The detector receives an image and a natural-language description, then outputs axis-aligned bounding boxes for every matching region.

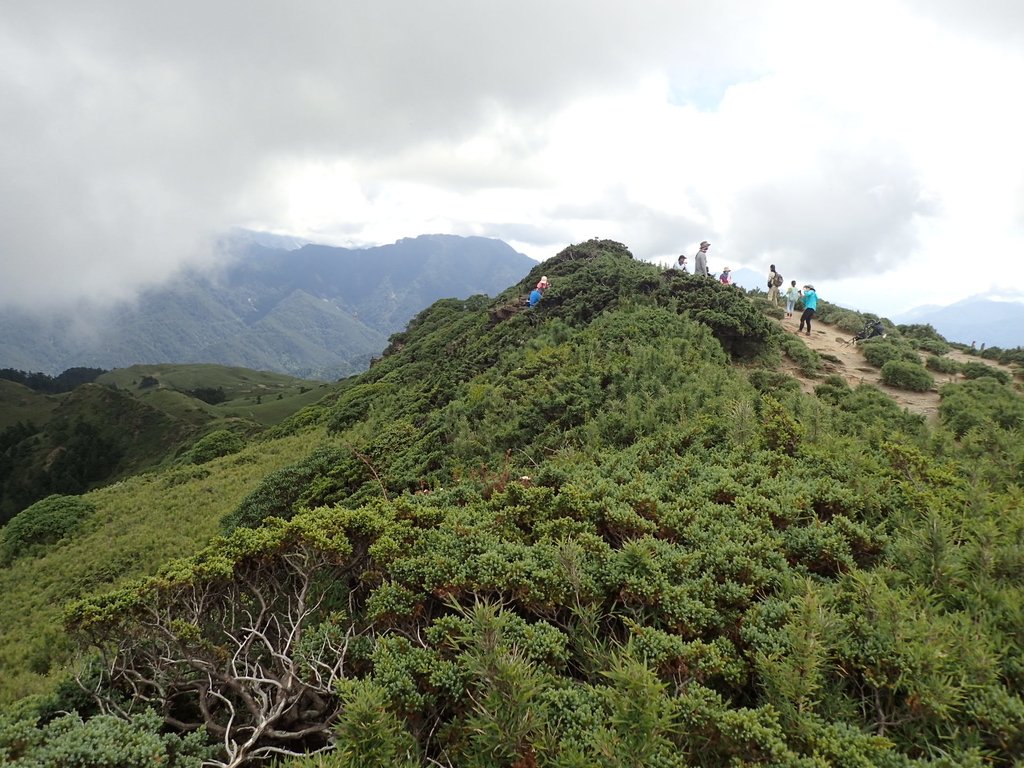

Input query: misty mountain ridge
[0,234,535,380]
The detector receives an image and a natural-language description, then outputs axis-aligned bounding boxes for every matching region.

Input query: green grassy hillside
[96,362,322,400]
[0,380,60,430]
[0,365,329,525]
[0,427,327,706]
[2,240,1023,767]
[96,363,333,426]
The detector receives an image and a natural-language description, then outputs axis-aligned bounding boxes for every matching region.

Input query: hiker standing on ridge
[767,264,781,306]
[694,241,710,277]
[676,254,689,273]
[783,280,799,318]
[719,267,733,285]
[797,284,818,336]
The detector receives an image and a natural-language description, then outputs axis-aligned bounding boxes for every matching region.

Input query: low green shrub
[961,362,1011,385]
[221,445,347,532]
[880,360,934,392]
[896,323,947,344]
[752,297,786,320]
[815,302,892,335]
[941,377,1024,437]
[914,338,951,356]
[184,428,244,465]
[780,335,821,375]
[1,495,95,564]
[860,339,919,369]
[823,309,867,334]
[978,346,1018,364]
[0,709,212,766]
[748,368,801,395]
[926,356,961,374]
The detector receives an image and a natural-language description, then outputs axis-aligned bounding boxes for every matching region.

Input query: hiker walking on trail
[783,280,799,318]
[528,286,544,307]
[798,284,818,336]
[694,241,710,278]
[719,267,733,285]
[676,254,688,273]
[767,264,782,306]
[536,275,550,291]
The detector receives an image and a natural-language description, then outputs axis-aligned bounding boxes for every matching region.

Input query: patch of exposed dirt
[772,316,1016,421]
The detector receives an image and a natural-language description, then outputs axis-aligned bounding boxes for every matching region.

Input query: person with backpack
[797,284,818,336]
[852,317,886,344]
[767,264,782,306]
[783,279,799,318]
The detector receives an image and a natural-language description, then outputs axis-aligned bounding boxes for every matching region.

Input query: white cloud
[1,0,1022,318]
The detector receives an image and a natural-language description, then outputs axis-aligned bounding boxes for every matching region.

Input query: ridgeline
[2,240,1024,767]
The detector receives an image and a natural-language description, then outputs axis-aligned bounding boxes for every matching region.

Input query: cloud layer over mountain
[2,1,1023,317]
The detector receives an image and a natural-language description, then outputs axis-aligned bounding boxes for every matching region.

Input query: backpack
[772,272,783,287]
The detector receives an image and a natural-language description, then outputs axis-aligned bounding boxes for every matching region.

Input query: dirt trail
[772,316,1014,420]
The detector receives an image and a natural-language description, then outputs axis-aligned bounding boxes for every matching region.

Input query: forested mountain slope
[0,234,535,379]
[2,240,1023,767]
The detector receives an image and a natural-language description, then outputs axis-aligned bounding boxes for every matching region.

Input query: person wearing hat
[694,241,710,278]
[676,254,689,273]
[536,275,550,291]
[797,284,818,336]
[719,266,732,285]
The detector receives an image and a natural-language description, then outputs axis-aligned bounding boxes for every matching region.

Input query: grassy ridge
[0,381,60,430]
[96,363,332,426]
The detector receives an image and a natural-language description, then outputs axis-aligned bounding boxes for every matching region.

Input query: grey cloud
[1,1,769,309]
[12,2,1010,311]
[547,187,708,260]
[489,222,575,249]
[728,150,935,278]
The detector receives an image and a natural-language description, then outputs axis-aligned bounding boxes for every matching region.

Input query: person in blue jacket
[528,286,543,307]
[798,284,818,336]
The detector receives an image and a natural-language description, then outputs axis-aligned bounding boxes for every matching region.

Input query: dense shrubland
[5,241,1024,766]
[0,495,95,565]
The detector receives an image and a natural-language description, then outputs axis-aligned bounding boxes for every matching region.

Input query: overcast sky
[2,0,1023,317]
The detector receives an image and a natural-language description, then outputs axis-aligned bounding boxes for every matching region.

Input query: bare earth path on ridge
[771,316,1015,421]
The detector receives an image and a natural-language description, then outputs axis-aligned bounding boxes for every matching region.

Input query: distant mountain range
[891,294,1024,349]
[0,234,536,379]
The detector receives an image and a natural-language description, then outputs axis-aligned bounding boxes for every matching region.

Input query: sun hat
[723,266,731,272]
[700,240,710,247]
